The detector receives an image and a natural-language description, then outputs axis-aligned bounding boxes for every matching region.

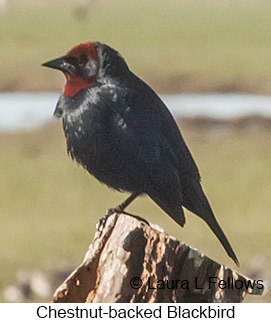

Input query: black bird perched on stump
[42,41,239,265]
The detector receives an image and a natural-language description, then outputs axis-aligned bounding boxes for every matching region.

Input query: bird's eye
[77,55,87,66]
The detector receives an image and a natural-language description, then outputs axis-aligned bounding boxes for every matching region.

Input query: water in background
[0,92,271,132]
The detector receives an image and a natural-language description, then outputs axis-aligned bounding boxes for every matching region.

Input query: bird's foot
[96,214,110,237]
[96,206,149,239]
[105,206,123,217]
[95,207,123,238]
[107,208,149,225]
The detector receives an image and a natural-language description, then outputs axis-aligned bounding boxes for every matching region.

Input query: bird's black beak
[42,56,66,71]
[42,56,75,74]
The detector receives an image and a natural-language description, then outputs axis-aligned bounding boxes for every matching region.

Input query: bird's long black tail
[200,207,239,266]
[182,178,239,266]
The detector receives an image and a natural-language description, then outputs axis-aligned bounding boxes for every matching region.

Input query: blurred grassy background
[1,121,270,302]
[1,0,271,92]
[0,0,270,302]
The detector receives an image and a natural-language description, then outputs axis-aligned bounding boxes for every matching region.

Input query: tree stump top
[52,213,263,303]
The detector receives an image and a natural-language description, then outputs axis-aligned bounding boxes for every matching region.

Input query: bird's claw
[105,206,122,217]
[95,207,122,239]
[96,214,109,236]
[107,208,149,225]
[96,205,148,239]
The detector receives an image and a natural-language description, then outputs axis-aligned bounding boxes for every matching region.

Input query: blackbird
[42,41,239,265]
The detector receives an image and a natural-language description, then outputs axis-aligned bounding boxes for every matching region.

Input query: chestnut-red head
[42,41,99,97]
[42,41,129,97]
[66,41,98,61]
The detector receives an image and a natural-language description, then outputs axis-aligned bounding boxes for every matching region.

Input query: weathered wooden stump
[52,213,263,303]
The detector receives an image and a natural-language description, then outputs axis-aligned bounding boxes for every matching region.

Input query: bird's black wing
[94,79,238,265]
[96,82,186,227]
[122,74,239,265]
